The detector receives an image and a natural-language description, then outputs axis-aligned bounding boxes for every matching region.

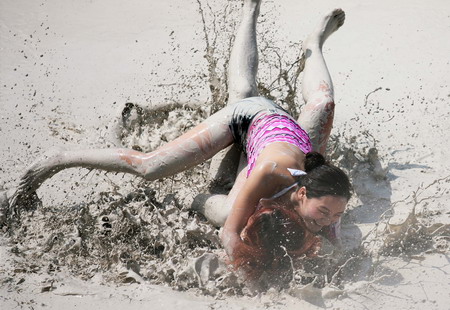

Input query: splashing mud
[2,0,449,307]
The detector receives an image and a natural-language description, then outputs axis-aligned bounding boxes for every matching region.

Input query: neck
[271,186,298,210]
[289,189,300,208]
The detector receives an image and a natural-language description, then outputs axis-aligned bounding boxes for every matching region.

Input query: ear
[296,186,307,200]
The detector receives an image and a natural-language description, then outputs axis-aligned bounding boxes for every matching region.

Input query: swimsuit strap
[270,182,298,200]
[268,168,306,199]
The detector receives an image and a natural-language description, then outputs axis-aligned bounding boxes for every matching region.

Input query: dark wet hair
[300,152,352,200]
[231,205,321,283]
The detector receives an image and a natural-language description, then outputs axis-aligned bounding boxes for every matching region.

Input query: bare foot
[303,8,345,50]
[9,147,66,209]
[243,0,262,15]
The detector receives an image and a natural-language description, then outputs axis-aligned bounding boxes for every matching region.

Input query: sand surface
[1,0,449,309]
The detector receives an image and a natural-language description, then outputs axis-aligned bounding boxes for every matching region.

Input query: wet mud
[1,0,449,307]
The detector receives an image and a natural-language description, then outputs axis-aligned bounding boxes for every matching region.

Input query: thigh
[141,107,236,180]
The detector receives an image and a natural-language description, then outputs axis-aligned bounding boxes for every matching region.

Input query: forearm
[220,228,242,260]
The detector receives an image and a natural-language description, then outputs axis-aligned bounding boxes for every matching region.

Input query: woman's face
[294,187,347,233]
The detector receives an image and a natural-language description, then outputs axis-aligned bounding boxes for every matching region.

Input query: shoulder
[249,160,286,178]
[257,142,307,172]
[247,160,295,195]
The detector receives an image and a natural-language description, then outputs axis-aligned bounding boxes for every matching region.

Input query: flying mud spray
[1,0,448,306]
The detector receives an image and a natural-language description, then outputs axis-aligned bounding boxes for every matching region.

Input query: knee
[141,166,167,182]
[306,95,335,114]
[191,194,229,227]
[140,160,166,182]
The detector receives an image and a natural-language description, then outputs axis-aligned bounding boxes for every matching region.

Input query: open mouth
[312,220,323,230]
[305,219,322,232]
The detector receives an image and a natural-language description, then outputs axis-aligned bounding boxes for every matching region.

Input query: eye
[319,209,329,215]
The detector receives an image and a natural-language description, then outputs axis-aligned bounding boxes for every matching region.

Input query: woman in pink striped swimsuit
[10,0,351,280]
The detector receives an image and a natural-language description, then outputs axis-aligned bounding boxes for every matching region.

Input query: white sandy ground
[1,0,450,309]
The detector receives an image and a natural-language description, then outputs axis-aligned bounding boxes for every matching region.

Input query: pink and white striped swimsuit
[246,112,312,176]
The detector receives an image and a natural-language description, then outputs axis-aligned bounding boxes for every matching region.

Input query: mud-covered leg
[192,166,248,227]
[9,108,235,212]
[297,9,345,154]
[227,0,261,103]
[208,0,261,189]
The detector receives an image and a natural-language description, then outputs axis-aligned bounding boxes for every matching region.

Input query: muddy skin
[11,109,235,209]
